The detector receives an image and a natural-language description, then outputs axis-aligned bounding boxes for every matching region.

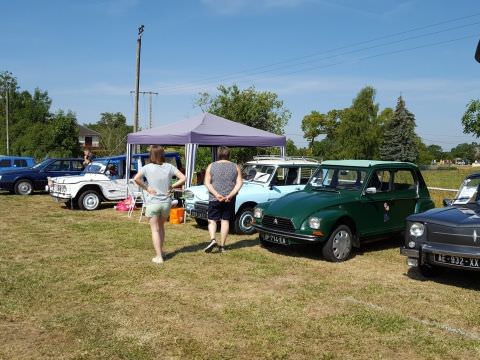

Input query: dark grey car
[401,173,480,276]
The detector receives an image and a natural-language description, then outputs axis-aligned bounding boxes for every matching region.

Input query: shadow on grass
[165,238,259,260]
[405,266,480,290]
[356,235,403,255]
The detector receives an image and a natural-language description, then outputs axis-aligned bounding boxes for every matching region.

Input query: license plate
[190,209,208,219]
[263,233,289,245]
[434,254,480,268]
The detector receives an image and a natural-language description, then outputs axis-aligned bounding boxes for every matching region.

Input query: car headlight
[409,222,425,237]
[0,175,2,181]
[308,217,321,229]
[253,207,263,218]
[184,190,194,200]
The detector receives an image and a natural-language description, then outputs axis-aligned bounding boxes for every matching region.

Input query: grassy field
[422,167,478,207]
[1,170,480,359]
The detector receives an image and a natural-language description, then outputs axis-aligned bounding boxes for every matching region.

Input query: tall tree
[330,86,383,159]
[196,84,290,163]
[86,112,133,155]
[379,96,418,162]
[301,111,324,148]
[461,99,480,137]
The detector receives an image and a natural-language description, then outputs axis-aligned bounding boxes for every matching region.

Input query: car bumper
[50,192,72,202]
[252,223,321,245]
[401,242,480,270]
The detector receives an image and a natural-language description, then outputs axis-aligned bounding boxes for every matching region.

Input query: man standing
[203,146,243,253]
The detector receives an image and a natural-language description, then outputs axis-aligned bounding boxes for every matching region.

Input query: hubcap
[84,194,99,210]
[240,212,253,232]
[332,230,351,259]
[18,182,32,195]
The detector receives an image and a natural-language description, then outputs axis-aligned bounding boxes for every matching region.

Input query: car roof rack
[252,155,320,163]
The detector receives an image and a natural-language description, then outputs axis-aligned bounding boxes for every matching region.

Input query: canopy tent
[126,112,286,187]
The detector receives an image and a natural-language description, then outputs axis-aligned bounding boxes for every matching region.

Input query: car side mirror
[365,187,377,194]
[105,170,111,176]
[443,198,453,207]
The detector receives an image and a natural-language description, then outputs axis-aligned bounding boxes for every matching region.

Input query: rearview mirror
[443,198,453,207]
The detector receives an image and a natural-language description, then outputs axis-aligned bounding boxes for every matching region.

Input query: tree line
[1,70,479,164]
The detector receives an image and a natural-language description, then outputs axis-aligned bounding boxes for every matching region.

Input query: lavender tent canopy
[126,113,286,187]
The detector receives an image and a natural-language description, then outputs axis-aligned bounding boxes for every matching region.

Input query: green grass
[1,190,480,359]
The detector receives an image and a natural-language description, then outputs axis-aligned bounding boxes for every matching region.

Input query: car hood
[186,182,265,202]
[51,174,109,184]
[264,189,354,226]
[409,204,480,228]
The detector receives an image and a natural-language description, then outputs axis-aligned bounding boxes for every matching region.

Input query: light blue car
[184,156,319,234]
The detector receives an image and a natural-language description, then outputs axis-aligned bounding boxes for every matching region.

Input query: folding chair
[128,180,147,222]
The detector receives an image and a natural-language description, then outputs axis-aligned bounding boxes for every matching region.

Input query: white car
[184,156,319,234]
[47,153,181,210]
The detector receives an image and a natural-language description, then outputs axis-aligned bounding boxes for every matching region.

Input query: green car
[252,160,434,262]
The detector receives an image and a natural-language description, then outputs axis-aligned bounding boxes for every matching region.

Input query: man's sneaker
[204,240,217,253]
[219,246,226,253]
[152,256,164,264]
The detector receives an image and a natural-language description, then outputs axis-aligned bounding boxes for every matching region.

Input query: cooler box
[169,207,185,224]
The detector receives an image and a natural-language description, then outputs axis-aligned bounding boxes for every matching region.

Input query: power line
[159,33,478,95]
[157,13,480,92]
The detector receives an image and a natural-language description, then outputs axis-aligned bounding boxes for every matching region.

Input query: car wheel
[322,224,353,262]
[234,207,255,235]
[14,179,33,195]
[195,218,208,227]
[78,190,101,211]
[418,264,442,278]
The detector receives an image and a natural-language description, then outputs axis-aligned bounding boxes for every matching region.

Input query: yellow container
[169,207,185,224]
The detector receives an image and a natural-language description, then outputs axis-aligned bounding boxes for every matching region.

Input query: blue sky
[2,0,480,150]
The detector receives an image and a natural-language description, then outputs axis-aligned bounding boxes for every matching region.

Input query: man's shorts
[145,202,171,218]
[208,198,236,221]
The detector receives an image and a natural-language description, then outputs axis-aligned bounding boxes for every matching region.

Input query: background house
[78,125,100,149]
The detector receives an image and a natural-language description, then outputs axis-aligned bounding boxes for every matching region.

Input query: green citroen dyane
[252,160,434,262]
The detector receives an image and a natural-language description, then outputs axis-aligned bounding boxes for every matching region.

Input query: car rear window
[13,159,27,167]
[0,159,11,167]
[393,170,416,191]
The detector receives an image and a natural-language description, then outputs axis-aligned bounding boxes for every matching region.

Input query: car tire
[78,190,101,211]
[195,218,208,227]
[322,224,353,262]
[418,264,442,278]
[14,179,33,195]
[234,207,256,235]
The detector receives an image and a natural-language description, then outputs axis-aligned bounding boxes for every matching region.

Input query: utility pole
[5,90,9,155]
[130,90,158,129]
[133,25,144,135]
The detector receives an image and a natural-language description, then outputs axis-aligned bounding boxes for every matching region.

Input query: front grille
[262,215,295,232]
[428,223,480,247]
[194,202,209,211]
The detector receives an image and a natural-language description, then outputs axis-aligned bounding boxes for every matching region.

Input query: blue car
[0,156,36,174]
[0,158,84,195]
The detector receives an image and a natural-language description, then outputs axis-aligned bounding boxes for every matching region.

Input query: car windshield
[83,160,108,174]
[453,177,480,204]
[32,159,51,169]
[242,164,275,184]
[309,167,367,191]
